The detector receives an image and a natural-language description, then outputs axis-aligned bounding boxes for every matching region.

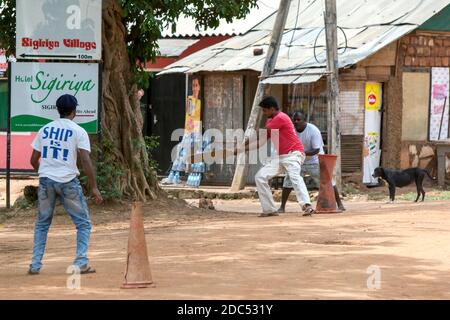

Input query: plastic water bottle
[196,173,201,187]
[191,173,196,188]
[195,174,199,186]
[167,170,175,184]
[174,171,180,184]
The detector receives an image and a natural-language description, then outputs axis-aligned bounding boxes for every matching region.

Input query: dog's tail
[424,169,436,181]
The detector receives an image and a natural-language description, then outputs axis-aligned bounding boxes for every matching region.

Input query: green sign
[10,62,99,133]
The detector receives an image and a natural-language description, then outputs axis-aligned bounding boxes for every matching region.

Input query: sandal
[79,265,96,274]
[27,268,40,275]
[259,212,280,217]
[302,206,316,216]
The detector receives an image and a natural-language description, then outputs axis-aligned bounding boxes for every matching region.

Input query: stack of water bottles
[186,137,213,188]
[165,143,187,185]
[166,169,182,185]
[186,162,205,188]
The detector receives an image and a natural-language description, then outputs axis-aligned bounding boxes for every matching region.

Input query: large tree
[0,0,257,201]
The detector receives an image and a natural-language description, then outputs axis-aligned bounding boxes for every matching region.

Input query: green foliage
[13,196,34,210]
[0,0,16,55]
[0,0,257,197]
[341,183,360,196]
[1,0,258,88]
[80,139,125,201]
[144,135,160,172]
[122,0,258,88]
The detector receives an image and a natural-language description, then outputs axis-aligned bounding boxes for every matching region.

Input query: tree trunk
[101,0,159,201]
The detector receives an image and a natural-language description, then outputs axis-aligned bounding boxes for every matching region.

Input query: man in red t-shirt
[251,96,315,217]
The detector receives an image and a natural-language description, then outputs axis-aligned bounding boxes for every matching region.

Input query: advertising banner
[363,82,382,185]
[10,62,99,133]
[185,76,202,135]
[429,67,449,141]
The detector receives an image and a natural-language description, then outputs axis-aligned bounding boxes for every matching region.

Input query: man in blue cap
[28,94,103,275]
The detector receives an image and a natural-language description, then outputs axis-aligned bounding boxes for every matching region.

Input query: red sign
[368,93,377,105]
[0,49,7,72]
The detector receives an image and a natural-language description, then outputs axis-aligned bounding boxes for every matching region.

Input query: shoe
[302,206,316,216]
[27,267,40,275]
[259,212,280,217]
[79,265,96,274]
[277,207,285,214]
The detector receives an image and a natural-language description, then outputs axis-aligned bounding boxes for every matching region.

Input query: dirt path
[1,199,450,299]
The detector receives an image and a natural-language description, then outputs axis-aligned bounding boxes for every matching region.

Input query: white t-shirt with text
[31,119,91,183]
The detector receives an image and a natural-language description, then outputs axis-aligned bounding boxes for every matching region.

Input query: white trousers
[255,151,311,213]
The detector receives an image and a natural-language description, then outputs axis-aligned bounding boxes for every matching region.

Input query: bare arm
[79,149,103,204]
[235,136,263,155]
[305,148,321,157]
[30,150,41,172]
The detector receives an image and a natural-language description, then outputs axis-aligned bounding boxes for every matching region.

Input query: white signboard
[429,67,449,141]
[363,82,382,185]
[10,62,99,133]
[16,0,102,60]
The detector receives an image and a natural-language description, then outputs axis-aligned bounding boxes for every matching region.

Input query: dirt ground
[2,178,450,299]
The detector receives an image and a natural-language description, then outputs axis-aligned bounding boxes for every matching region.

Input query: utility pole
[231,0,291,191]
[324,0,342,189]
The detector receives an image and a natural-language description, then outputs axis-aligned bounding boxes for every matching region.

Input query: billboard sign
[16,0,102,60]
[10,62,99,133]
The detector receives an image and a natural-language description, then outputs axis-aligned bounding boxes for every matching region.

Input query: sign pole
[6,62,11,209]
[97,63,103,163]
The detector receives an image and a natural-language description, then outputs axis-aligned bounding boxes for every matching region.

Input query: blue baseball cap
[56,94,78,113]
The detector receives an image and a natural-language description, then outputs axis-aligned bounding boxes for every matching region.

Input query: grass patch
[367,193,386,201]
[396,190,450,201]
[342,184,361,196]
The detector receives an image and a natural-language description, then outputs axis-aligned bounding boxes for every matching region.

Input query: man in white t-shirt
[278,111,345,213]
[28,94,103,275]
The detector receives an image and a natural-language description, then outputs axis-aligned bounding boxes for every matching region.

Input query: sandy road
[1,199,450,299]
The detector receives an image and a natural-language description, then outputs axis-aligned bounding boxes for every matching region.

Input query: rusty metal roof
[160,0,450,84]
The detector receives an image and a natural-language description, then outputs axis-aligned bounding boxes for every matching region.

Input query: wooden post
[6,62,12,209]
[324,0,342,190]
[230,0,291,191]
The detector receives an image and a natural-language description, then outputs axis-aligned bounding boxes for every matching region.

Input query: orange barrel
[315,154,339,214]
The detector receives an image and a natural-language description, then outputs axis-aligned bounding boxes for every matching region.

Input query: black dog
[372,167,435,202]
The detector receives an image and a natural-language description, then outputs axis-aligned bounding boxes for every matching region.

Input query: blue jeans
[30,177,91,271]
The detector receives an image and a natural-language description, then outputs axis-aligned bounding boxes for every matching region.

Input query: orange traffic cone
[121,202,154,289]
[315,154,339,214]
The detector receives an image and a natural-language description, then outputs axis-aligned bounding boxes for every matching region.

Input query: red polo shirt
[266,112,304,155]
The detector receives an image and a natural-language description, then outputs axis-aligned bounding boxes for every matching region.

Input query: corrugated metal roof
[157,39,199,57]
[157,66,190,76]
[161,0,280,38]
[160,0,450,84]
[261,67,327,84]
